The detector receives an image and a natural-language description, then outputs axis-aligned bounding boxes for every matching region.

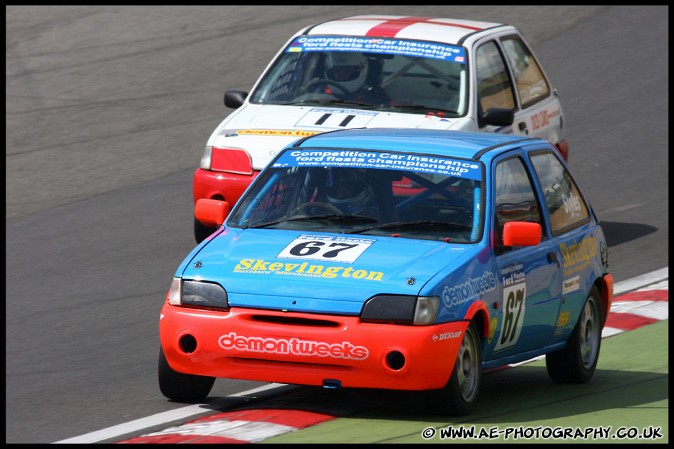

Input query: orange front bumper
[159,302,469,391]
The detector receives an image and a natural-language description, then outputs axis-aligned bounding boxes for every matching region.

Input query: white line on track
[53,383,293,444]
[53,267,669,444]
[613,267,668,295]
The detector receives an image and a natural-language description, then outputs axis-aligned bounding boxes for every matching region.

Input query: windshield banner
[273,149,481,180]
[287,36,466,63]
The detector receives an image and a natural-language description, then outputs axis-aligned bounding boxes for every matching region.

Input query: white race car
[193,15,568,242]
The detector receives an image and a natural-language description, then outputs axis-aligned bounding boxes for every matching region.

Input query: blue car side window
[530,152,590,235]
[493,156,542,254]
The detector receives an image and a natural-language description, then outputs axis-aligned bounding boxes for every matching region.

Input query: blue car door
[487,153,563,361]
[528,149,601,345]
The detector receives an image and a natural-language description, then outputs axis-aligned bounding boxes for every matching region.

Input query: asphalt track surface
[5,5,668,444]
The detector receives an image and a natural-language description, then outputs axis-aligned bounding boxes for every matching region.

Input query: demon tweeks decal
[218,332,369,360]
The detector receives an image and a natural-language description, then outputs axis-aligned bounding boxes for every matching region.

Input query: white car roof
[301,15,510,45]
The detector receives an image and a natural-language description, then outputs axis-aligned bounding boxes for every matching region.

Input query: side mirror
[224,90,248,108]
[502,221,541,246]
[195,199,231,227]
[480,107,515,127]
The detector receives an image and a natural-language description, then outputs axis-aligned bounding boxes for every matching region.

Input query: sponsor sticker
[562,275,580,294]
[233,258,384,281]
[441,272,497,308]
[560,236,597,276]
[235,129,322,137]
[556,311,570,327]
[273,149,482,180]
[287,36,466,63]
[219,332,369,360]
[432,331,462,342]
[489,317,498,344]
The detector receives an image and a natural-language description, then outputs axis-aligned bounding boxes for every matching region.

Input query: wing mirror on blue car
[195,199,231,227]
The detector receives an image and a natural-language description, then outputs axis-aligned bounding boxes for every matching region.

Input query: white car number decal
[277,234,374,263]
[296,108,378,128]
[494,283,526,351]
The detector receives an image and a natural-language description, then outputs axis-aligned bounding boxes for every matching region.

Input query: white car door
[473,35,565,151]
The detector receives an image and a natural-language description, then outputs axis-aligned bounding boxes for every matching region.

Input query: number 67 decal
[277,235,374,263]
[494,283,526,351]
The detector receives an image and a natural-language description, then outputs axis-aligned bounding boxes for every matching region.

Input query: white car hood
[209,104,466,170]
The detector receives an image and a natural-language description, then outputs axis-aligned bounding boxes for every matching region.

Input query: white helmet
[324,52,368,93]
[325,169,375,215]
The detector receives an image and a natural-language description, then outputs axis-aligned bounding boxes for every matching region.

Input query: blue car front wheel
[158,346,215,403]
[424,320,482,416]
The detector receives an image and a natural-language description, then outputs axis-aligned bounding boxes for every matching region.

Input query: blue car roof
[294,128,540,160]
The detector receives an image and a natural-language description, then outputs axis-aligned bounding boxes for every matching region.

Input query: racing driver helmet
[324,52,369,93]
[325,169,376,215]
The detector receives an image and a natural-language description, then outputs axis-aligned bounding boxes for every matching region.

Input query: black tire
[158,347,215,403]
[194,216,216,244]
[546,285,602,383]
[424,320,482,416]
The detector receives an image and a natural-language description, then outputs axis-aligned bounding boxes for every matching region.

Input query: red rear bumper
[192,168,259,205]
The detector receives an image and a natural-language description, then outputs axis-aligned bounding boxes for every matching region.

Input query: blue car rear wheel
[546,285,602,383]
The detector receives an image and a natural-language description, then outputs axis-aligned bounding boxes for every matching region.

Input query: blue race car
[159,128,613,416]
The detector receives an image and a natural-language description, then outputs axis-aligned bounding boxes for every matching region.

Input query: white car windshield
[228,148,483,243]
[249,36,468,116]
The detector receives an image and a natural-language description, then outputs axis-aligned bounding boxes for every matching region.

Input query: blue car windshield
[228,148,484,243]
[249,36,468,117]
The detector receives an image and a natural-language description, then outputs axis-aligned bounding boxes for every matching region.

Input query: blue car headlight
[168,278,229,309]
[361,295,439,325]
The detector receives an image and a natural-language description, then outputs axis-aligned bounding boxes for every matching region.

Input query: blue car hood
[180,228,480,314]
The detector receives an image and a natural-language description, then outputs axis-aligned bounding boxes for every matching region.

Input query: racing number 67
[496,283,526,350]
[289,241,359,258]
